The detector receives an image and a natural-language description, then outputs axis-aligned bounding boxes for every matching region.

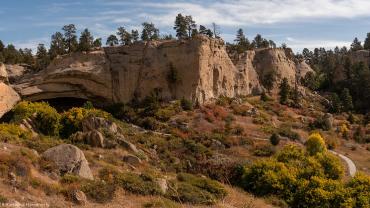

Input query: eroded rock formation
[0,63,20,117]
[12,36,311,105]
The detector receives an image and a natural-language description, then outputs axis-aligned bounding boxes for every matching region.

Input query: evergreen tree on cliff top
[141,22,159,41]
[350,37,363,51]
[364,33,370,50]
[78,28,94,52]
[49,32,66,59]
[174,13,187,39]
[62,24,78,53]
[106,34,118,46]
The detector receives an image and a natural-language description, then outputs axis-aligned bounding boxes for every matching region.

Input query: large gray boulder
[42,144,93,180]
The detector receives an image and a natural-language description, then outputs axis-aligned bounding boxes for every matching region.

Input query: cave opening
[37,97,92,112]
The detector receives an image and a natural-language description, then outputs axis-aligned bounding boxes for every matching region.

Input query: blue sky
[1,0,370,53]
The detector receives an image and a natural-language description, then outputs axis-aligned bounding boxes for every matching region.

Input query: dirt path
[329,150,357,177]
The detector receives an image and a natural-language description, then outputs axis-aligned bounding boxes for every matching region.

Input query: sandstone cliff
[0,63,20,117]
[13,36,310,105]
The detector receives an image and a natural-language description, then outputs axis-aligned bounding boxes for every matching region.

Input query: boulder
[42,144,93,180]
[0,63,8,83]
[116,134,139,153]
[156,178,168,194]
[84,130,105,148]
[82,116,118,134]
[323,113,334,130]
[122,154,141,166]
[72,190,87,205]
[0,82,20,118]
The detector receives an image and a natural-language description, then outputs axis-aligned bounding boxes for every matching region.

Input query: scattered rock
[8,172,16,185]
[323,113,334,130]
[210,139,225,150]
[156,178,168,194]
[85,130,105,148]
[42,144,93,180]
[116,134,138,153]
[82,116,118,134]
[72,190,87,205]
[122,154,141,166]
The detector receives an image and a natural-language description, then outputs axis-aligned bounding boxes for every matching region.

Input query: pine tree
[174,13,187,39]
[270,133,280,146]
[350,37,363,51]
[340,88,353,112]
[330,93,342,113]
[49,32,66,59]
[93,38,102,48]
[62,24,78,53]
[185,15,196,38]
[141,22,159,41]
[106,35,119,46]
[117,27,127,45]
[36,44,50,70]
[78,28,94,51]
[131,30,139,42]
[279,78,290,104]
[199,25,213,37]
[364,33,370,50]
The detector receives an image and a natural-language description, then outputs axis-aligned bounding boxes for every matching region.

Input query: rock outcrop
[42,144,94,180]
[0,63,20,118]
[12,36,311,105]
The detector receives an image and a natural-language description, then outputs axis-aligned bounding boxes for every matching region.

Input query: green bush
[166,173,226,205]
[253,145,275,157]
[59,107,111,138]
[270,133,280,146]
[0,123,32,142]
[236,142,368,208]
[82,180,116,203]
[115,172,163,195]
[12,101,61,136]
[180,98,193,111]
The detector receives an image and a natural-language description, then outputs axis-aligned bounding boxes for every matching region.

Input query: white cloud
[13,37,49,53]
[129,0,370,26]
[285,37,351,51]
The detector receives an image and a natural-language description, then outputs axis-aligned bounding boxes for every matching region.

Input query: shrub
[253,145,275,157]
[236,143,358,208]
[0,123,32,142]
[305,133,326,156]
[270,133,280,146]
[176,173,227,199]
[278,125,301,141]
[315,153,344,180]
[240,159,297,196]
[12,101,61,136]
[166,173,227,205]
[180,98,193,111]
[115,172,163,195]
[81,180,116,203]
[139,117,160,130]
[59,107,110,138]
[347,173,370,207]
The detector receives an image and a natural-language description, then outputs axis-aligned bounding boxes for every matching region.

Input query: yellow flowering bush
[306,132,327,156]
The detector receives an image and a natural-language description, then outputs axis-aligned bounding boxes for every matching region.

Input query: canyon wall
[12,36,308,105]
[0,63,20,117]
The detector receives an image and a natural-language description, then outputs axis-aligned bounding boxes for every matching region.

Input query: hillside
[0,37,369,208]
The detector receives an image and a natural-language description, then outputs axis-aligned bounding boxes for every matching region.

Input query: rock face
[0,63,21,118]
[42,144,93,180]
[13,36,310,105]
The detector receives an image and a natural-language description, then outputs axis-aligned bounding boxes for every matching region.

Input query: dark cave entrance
[38,97,91,112]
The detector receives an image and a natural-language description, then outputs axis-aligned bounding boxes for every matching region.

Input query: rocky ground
[0,89,368,207]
